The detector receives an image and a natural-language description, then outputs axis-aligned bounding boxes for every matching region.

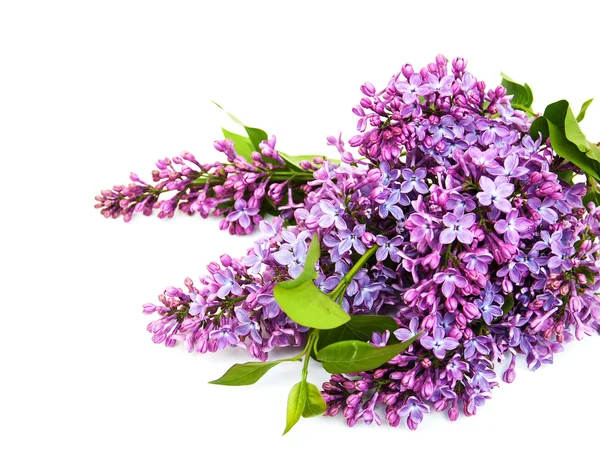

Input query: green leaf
[577,98,593,122]
[273,235,351,330]
[544,100,588,152]
[213,102,269,161]
[583,178,600,206]
[316,315,400,351]
[283,381,307,435]
[245,127,268,152]
[221,128,255,162]
[502,293,515,315]
[316,335,420,374]
[500,73,534,114]
[530,115,600,181]
[281,233,320,288]
[274,279,351,330]
[301,382,327,418]
[278,151,327,172]
[209,360,282,386]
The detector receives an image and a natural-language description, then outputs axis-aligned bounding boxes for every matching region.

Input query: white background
[2,1,600,468]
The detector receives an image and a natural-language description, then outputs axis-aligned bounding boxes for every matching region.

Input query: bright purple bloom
[548,240,575,270]
[475,290,503,325]
[395,73,423,104]
[394,317,420,342]
[447,192,476,213]
[420,326,459,359]
[528,197,558,224]
[319,200,347,230]
[494,209,533,245]
[407,212,436,243]
[398,396,429,428]
[376,235,402,262]
[476,175,514,213]
[378,190,406,220]
[486,153,528,179]
[460,249,493,274]
[433,269,468,298]
[226,198,259,229]
[234,308,262,344]
[209,321,239,350]
[440,210,476,244]
[401,168,429,194]
[213,268,243,298]
[370,330,390,348]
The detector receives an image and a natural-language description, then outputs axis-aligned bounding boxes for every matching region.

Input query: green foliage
[316,315,399,351]
[209,360,283,386]
[273,235,351,330]
[301,383,327,418]
[500,73,534,115]
[316,334,420,374]
[283,381,307,435]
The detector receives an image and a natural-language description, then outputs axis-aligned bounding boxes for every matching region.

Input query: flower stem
[329,244,378,301]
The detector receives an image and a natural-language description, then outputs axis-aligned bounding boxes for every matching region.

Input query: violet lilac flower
[401,168,429,194]
[494,209,533,245]
[476,175,514,213]
[433,269,468,298]
[420,326,459,359]
[440,210,476,244]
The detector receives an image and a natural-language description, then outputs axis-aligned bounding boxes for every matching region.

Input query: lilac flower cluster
[94,137,314,234]
[140,56,600,430]
[318,56,600,428]
[143,218,310,359]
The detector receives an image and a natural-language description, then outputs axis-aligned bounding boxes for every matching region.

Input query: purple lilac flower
[447,192,476,213]
[234,308,262,344]
[494,209,533,244]
[378,190,406,220]
[460,249,493,274]
[475,290,503,325]
[394,317,420,341]
[376,235,402,262]
[440,210,476,244]
[401,168,429,194]
[370,331,390,348]
[337,225,367,255]
[476,175,514,213]
[528,197,558,224]
[548,240,575,270]
[319,200,347,230]
[226,199,259,229]
[398,396,430,430]
[486,153,528,179]
[433,269,468,298]
[214,268,243,298]
[420,326,459,359]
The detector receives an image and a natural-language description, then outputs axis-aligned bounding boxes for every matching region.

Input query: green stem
[301,331,318,381]
[329,244,377,301]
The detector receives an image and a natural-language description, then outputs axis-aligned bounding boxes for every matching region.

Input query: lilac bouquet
[96,56,600,433]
